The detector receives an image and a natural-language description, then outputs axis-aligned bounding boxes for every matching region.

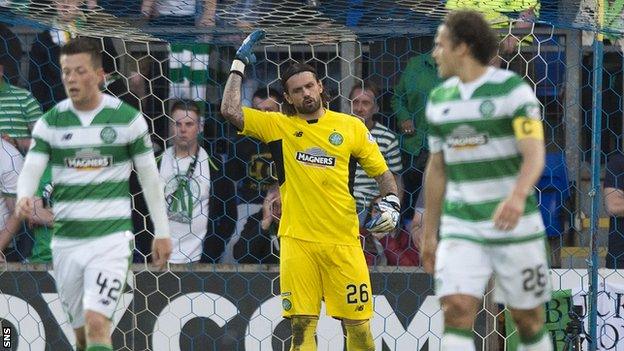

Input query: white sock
[519,329,553,351]
[441,330,475,351]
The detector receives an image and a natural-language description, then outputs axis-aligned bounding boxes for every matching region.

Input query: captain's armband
[512,117,544,140]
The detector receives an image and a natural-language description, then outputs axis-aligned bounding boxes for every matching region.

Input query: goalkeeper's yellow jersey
[241,107,388,246]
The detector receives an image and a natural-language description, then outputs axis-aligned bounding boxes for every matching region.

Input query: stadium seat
[536,152,571,237]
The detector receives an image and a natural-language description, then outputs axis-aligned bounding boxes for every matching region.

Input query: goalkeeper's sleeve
[134,153,170,238]
[17,152,48,200]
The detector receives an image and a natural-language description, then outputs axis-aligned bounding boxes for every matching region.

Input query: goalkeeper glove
[230,29,266,76]
[366,194,401,233]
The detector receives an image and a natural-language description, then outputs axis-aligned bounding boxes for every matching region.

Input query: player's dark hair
[281,62,330,116]
[252,87,283,103]
[349,80,380,101]
[170,99,202,124]
[443,10,498,65]
[60,37,103,68]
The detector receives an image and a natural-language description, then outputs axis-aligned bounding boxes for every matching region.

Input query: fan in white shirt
[160,99,211,263]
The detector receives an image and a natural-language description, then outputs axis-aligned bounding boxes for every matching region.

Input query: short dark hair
[252,87,283,103]
[349,80,380,101]
[170,99,201,123]
[443,10,498,65]
[280,62,330,116]
[60,37,103,68]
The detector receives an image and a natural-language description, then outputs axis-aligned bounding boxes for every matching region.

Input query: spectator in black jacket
[233,183,280,264]
[28,1,138,110]
[0,24,23,87]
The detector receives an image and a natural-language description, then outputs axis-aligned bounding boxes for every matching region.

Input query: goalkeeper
[221,30,399,351]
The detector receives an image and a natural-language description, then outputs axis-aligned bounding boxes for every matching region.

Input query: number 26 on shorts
[346,283,370,304]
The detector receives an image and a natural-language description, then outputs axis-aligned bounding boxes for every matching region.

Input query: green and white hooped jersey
[426,67,545,244]
[30,94,153,239]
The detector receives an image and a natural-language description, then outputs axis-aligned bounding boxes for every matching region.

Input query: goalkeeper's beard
[294,98,322,115]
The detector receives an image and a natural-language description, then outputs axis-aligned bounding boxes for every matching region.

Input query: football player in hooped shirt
[221,30,400,351]
[16,37,171,351]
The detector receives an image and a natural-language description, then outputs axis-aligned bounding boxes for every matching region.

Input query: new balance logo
[62,133,73,140]
[293,131,303,137]
[355,305,364,312]
[99,299,111,306]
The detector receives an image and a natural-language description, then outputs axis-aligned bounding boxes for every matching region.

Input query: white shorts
[51,231,133,328]
[435,238,552,309]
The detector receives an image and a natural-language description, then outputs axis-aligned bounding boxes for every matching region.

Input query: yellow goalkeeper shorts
[279,237,373,320]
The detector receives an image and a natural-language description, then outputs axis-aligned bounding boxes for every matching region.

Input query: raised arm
[221,74,245,130]
[220,29,266,131]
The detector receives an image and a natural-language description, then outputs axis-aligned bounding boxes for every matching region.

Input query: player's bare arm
[366,170,400,233]
[221,74,245,130]
[394,173,404,202]
[422,152,445,274]
[492,137,545,231]
[375,169,398,196]
[220,29,266,131]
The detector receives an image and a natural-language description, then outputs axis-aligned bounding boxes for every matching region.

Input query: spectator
[28,1,138,111]
[1,164,55,264]
[141,0,217,104]
[141,0,216,27]
[604,152,624,269]
[350,81,403,223]
[0,56,43,155]
[360,196,419,267]
[159,99,211,263]
[0,23,23,87]
[445,0,538,67]
[223,87,281,263]
[391,55,440,220]
[200,155,236,262]
[233,183,280,264]
[536,152,570,268]
[0,138,25,261]
[99,0,141,18]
